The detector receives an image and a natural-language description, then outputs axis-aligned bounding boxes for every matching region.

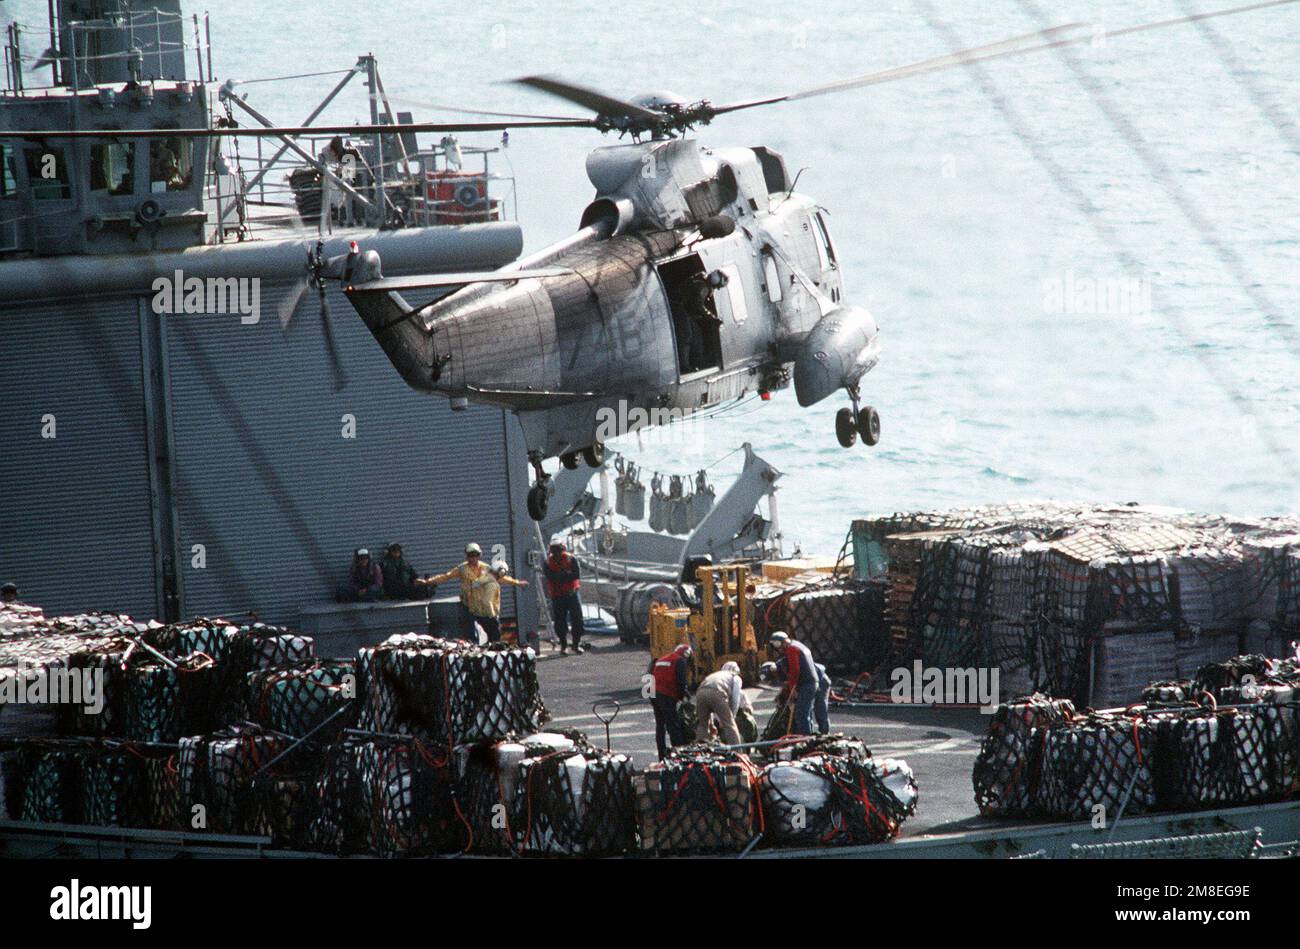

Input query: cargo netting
[855,505,1300,707]
[457,730,638,856]
[357,634,547,744]
[759,752,917,846]
[635,746,763,854]
[972,648,1300,821]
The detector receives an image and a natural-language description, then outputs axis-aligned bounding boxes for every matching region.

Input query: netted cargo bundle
[910,538,987,668]
[1092,628,1177,709]
[987,622,1035,697]
[1169,548,1246,631]
[635,747,762,854]
[759,753,917,847]
[357,735,467,857]
[178,724,302,834]
[973,693,1075,817]
[1150,705,1295,809]
[248,660,357,740]
[513,743,638,856]
[1241,535,1298,623]
[305,739,368,855]
[53,638,135,738]
[1089,554,1174,627]
[1039,713,1156,820]
[1193,654,1276,697]
[1025,543,1093,628]
[143,750,183,830]
[358,635,546,744]
[81,744,149,827]
[250,771,319,849]
[787,586,872,674]
[230,623,315,673]
[152,618,240,664]
[1142,680,1192,704]
[123,653,221,743]
[3,739,85,823]
[985,545,1029,624]
[457,732,577,854]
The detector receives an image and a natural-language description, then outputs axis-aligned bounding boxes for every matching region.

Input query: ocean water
[15,0,1298,554]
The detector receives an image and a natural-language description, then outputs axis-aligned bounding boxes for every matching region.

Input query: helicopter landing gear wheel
[560,451,580,470]
[857,405,881,446]
[835,408,858,448]
[582,442,605,467]
[526,451,551,522]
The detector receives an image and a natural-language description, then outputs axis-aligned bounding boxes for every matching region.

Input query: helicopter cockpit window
[763,253,782,303]
[150,137,193,193]
[24,147,72,200]
[90,143,136,196]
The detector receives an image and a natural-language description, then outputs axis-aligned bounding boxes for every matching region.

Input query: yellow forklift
[648,563,760,687]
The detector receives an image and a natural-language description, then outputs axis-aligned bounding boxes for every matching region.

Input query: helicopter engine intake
[792,305,881,408]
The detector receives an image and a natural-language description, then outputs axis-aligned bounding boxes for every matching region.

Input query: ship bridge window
[24,147,71,200]
[90,142,136,196]
[150,136,193,192]
[1,144,15,197]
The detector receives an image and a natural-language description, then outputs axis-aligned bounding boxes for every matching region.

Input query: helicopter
[337,0,1290,522]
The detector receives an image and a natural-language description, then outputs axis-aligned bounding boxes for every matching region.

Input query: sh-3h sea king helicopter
[336,0,1295,521]
[2,1,1287,522]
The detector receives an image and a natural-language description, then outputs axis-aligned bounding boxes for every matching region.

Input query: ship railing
[3,9,213,95]
[1068,827,1263,860]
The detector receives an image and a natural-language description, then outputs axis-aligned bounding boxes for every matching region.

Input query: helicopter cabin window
[150,137,193,193]
[810,210,836,273]
[711,263,748,325]
[24,147,72,200]
[658,253,723,376]
[763,252,782,303]
[89,143,136,196]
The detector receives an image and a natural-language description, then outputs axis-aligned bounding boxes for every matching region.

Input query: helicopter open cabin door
[658,253,723,377]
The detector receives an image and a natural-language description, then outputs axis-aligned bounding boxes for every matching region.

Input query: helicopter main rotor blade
[512,75,662,122]
[318,288,349,392]
[713,23,1090,114]
[277,276,311,331]
[713,0,1298,115]
[0,118,597,140]
[385,94,589,123]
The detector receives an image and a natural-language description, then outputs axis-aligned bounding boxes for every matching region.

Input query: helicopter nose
[793,305,881,407]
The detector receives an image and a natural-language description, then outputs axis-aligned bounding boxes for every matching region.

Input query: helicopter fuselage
[345,137,880,466]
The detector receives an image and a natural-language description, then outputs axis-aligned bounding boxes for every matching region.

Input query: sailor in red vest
[767,631,820,735]
[543,539,586,655]
[647,643,694,759]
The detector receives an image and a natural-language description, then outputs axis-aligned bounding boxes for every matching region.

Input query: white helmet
[768,631,789,647]
[721,661,740,674]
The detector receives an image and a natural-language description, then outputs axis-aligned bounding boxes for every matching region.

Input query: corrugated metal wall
[0,297,160,617]
[1,282,536,629]
[164,279,520,625]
